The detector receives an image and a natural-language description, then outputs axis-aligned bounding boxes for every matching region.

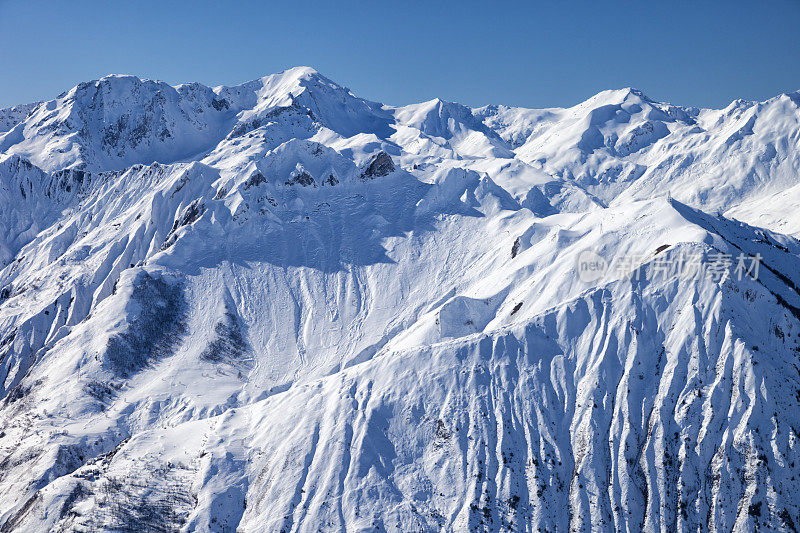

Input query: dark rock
[175,201,204,229]
[285,171,316,187]
[161,200,205,251]
[360,151,394,179]
[243,172,267,189]
[211,97,229,111]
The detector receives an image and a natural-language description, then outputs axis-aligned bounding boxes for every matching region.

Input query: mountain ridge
[1,68,800,531]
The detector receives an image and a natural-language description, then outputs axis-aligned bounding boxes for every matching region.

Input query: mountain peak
[96,73,149,82]
[583,87,652,108]
[280,65,323,80]
[77,74,171,94]
[215,66,349,112]
[255,66,333,90]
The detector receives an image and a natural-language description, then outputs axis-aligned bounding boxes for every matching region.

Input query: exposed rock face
[360,151,394,179]
[242,172,266,190]
[284,170,315,186]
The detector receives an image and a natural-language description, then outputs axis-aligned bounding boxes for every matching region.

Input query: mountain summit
[1,69,800,531]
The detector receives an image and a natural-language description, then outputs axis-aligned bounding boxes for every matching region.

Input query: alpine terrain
[1,67,800,532]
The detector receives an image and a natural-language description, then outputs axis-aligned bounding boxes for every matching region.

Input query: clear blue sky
[1,0,798,110]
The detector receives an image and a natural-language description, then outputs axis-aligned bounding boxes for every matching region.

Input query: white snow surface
[1,67,800,531]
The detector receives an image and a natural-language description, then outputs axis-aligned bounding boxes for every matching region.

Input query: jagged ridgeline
[1,67,800,531]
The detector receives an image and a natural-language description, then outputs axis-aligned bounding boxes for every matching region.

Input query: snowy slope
[0,68,799,532]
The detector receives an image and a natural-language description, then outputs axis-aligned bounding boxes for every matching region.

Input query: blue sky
[1,0,798,110]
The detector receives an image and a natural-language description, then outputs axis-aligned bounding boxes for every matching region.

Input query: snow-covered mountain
[1,67,799,531]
